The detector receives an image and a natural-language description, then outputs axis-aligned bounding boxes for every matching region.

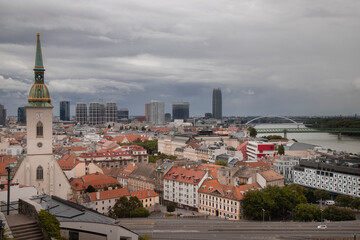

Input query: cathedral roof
[27,33,53,108]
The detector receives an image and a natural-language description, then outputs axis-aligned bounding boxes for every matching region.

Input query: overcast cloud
[0,0,359,116]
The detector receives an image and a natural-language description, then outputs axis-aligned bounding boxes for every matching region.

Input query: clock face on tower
[35,73,43,83]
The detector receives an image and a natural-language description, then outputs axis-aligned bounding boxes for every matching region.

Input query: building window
[36,166,43,180]
[36,121,43,138]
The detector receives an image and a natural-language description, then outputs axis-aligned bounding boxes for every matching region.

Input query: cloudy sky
[0,0,359,117]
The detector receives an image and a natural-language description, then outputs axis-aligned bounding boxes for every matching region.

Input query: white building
[293,160,360,198]
[247,141,276,161]
[163,166,207,211]
[149,100,165,125]
[273,156,300,182]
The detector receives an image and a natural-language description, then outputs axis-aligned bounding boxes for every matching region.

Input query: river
[255,124,360,154]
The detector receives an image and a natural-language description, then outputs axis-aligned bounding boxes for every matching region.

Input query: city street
[120,218,360,240]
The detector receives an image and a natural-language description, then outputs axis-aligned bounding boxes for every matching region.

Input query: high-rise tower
[212,88,222,120]
[13,33,72,199]
[60,101,70,121]
[172,102,189,121]
[76,103,87,124]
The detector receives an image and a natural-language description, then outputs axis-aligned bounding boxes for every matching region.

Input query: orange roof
[196,163,223,179]
[70,172,120,191]
[0,162,9,176]
[61,146,87,152]
[130,189,159,199]
[259,170,284,182]
[112,136,125,142]
[124,135,150,143]
[88,188,130,201]
[236,161,271,169]
[58,154,80,170]
[0,155,17,164]
[70,137,82,142]
[120,163,137,176]
[199,179,244,200]
[164,166,206,185]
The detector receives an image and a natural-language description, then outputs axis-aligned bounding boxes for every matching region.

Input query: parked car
[325,200,335,206]
[317,225,327,229]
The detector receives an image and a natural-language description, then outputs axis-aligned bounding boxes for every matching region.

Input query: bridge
[245,115,300,125]
[256,128,360,139]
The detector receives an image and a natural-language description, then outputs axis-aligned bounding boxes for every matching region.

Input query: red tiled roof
[199,179,244,200]
[259,170,284,182]
[70,172,120,191]
[130,189,158,199]
[120,163,137,176]
[88,188,130,201]
[196,164,223,179]
[58,154,80,170]
[79,151,132,158]
[164,166,206,185]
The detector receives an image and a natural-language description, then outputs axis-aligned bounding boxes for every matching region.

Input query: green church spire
[27,33,53,108]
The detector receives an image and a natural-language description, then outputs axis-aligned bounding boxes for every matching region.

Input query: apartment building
[247,141,276,161]
[163,166,207,211]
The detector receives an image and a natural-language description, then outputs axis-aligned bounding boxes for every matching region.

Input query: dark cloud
[0,0,359,116]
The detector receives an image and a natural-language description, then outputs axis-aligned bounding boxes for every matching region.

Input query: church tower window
[36,121,43,137]
[36,166,43,180]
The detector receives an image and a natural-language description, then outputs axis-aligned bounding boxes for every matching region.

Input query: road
[120,218,360,240]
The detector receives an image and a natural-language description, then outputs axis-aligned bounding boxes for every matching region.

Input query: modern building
[17,106,26,123]
[89,102,105,125]
[165,113,171,123]
[145,103,151,122]
[205,113,212,119]
[117,108,129,121]
[293,160,360,198]
[246,141,276,161]
[212,88,222,120]
[0,103,6,126]
[273,156,300,183]
[105,102,117,123]
[172,102,189,121]
[60,101,70,121]
[149,100,165,125]
[13,33,72,200]
[76,103,87,124]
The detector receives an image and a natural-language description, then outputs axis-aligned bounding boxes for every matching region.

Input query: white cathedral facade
[13,33,72,200]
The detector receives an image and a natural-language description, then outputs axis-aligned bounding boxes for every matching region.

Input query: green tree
[141,126,146,131]
[111,196,131,218]
[304,188,316,203]
[277,145,285,155]
[248,127,257,137]
[294,204,321,222]
[201,159,208,163]
[132,207,150,217]
[38,210,61,240]
[323,206,355,221]
[335,195,353,207]
[350,198,360,210]
[167,202,175,213]
[242,190,264,220]
[139,234,151,240]
[215,160,228,166]
[85,185,96,193]
[120,126,123,130]
[314,189,330,206]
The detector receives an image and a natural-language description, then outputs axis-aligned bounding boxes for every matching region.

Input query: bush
[323,206,356,221]
[335,195,353,207]
[132,207,150,217]
[215,160,227,166]
[167,202,175,213]
[350,198,360,210]
[294,204,321,222]
[38,210,61,240]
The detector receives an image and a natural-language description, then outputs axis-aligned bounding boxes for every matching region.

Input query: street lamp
[320,209,323,223]
[292,190,296,221]
[262,209,265,222]
[5,167,11,215]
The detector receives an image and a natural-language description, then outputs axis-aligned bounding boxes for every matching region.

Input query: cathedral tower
[13,33,72,199]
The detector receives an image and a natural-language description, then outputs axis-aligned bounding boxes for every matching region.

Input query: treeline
[242,185,356,222]
[304,118,360,136]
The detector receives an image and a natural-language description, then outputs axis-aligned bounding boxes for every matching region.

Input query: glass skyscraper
[60,101,70,121]
[212,88,222,120]
[172,102,189,121]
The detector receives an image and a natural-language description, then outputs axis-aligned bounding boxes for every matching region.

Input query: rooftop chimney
[96,192,100,200]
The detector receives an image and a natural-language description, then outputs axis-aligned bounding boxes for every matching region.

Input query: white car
[317,225,327,229]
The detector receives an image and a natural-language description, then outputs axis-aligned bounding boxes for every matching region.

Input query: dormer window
[36,121,43,138]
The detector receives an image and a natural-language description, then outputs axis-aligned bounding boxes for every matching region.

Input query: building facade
[60,101,70,121]
[76,103,87,124]
[89,102,105,125]
[17,106,26,123]
[247,141,276,161]
[212,88,222,120]
[105,102,117,123]
[0,103,6,126]
[117,108,129,121]
[149,100,165,125]
[172,102,189,121]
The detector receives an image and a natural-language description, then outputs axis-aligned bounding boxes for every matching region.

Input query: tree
[335,195,353,207]
[323,206,355,221]
[110,196,148,218]
[132,207,150,217]
[248,127,257,137]
[277,145,285,155]
[167,202,175,213]
[350,198,360,210]
[304,188,316,204]
[294,204,321,222]
[139,234,151,240]
[242,190,264,220]
[314,189,330,207]
[141,126,146,131]
[120,126,123,130]
[85,185,96,193]
[38,210,62,240]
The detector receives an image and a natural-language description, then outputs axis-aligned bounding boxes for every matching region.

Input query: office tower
[149,100,165,125]
[172,102,189,121]
[0,103,6,126]
[212,88,222,120]
[165,113,171,123]
[145,103,151,122]
[117,108,129,121]
[105,102,117,122]
[60,101,70,121]
[76,103,87,124]
[18,107,26,123]
[89,102,105,125]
